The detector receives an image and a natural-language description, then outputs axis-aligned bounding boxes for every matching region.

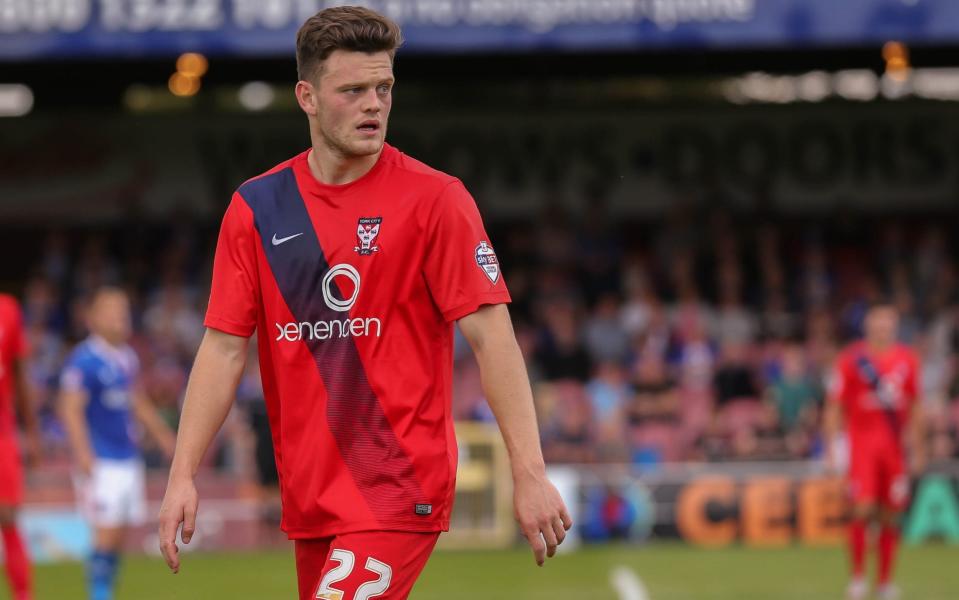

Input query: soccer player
[158,6,572,599]
[59,287,176,600]
[825,302,925,600]
[0,293,40,600]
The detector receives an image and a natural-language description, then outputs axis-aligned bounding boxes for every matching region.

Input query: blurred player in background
[0,294,40,600]
[158,6,571,599]
[825,302,926,600]
[59,287,176,600]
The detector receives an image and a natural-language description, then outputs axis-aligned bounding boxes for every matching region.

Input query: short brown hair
[296,6,403,82]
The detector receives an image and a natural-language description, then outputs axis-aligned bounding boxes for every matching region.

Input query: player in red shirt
[825,302,926,600]
[0,294,40,600]
[158,7,571,599]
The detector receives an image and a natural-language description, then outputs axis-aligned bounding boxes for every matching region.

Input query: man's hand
[513,469,573,566]
[157,475,199,574]
[76,450,94,478]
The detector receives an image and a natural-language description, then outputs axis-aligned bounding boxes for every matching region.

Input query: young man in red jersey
[0,294,41,600]
[825,302,926,600]
[158,7,572,599]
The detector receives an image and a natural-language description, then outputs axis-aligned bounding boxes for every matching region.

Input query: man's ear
[295,80,318,116]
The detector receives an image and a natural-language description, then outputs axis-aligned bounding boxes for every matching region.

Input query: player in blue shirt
[59,287,175,600]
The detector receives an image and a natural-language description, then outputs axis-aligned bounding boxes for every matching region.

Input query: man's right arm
[823,396,843,470]
[158,328,249,574]
[823,360,846,473]
[58,386,94,476]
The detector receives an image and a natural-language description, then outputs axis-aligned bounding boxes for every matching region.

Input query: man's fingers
[523,525,546,566]
[158,509,183,573]
[160,539,179,573]
[541,520,559,558]
[159,526,180,573]
[182,500,198,544]
[560,507,573,531]
[551,517,567,547]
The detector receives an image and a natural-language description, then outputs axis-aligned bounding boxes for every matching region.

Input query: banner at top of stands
[2,0,958,61]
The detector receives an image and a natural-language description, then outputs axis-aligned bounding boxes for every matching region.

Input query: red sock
[849,519,867,578]
[1,525,31,599]
[878,525,900,585]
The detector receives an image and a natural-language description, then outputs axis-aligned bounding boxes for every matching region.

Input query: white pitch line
[610,565,651,600]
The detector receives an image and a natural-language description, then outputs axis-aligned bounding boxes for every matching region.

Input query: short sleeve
[60,361,87,394]
[124,347,141,380]
[422,181,511,322]
[204,193,261,337]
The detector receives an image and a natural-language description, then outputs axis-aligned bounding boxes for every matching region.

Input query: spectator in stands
[583,293,630,365]
[540,382,595,464]
[22,276,67,336]
[713,342,767,459]
[585,361,630,462]
[143,282,203,362]
[627,356,681,465]
[620,256,655,339]
[576,194,622,304]
[673,301,716,391]
[715,269,758,346]
[760,289,800,342]
[800,241,834,310]
[628,299,672,366]
[766,343,821,458]
[535,298,592,382]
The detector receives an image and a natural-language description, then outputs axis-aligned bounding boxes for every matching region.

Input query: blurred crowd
[11,204,959,476]
[454,205,959,468]
[18,229,216,473]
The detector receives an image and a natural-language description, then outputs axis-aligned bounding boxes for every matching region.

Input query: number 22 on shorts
[316,549,392,600]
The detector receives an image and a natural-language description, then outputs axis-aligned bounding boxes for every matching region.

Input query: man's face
[865,305,899,347]
[310,50,394,159]
[90,291,132,345]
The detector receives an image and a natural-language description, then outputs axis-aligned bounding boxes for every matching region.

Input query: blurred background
[2,1,959,598]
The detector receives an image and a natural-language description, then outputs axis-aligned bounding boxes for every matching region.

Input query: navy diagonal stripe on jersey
[238,168,426,522]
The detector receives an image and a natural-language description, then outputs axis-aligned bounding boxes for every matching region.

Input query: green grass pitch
[19,544,959,599]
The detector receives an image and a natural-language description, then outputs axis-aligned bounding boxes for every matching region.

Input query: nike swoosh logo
[272,232,304,246]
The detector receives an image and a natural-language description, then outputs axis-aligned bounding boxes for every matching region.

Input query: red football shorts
[848,439,909,510]
[295,530,440,600]
[0,436,24,505]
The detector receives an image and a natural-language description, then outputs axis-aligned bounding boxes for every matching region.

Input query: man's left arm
[13,358,41,468]
[458,303,572,566]
[132,385,176,460]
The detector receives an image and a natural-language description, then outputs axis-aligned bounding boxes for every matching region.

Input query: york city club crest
[354,217,382,255]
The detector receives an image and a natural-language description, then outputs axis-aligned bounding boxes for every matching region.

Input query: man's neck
[91,333,122,352]
[308,144,381,186]
[866,339,893,354]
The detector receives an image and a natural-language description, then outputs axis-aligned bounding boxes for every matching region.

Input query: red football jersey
[830,341,919,450]
[205,144,510,539]
[0,295,27,438]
